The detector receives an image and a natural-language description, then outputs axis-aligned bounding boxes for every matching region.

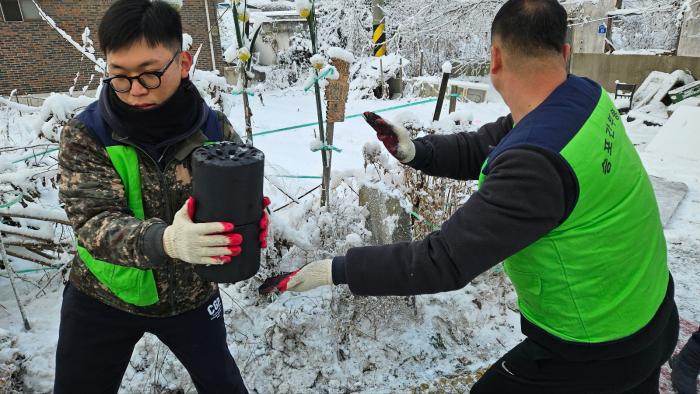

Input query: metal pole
[372,0,386,57]
[433,71,450,121]
[379,58,386,99]
[307,9,329,206]
[204,0,217,71]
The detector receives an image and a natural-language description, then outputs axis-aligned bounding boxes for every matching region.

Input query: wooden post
[419,50,424,76]
[433,71,450,121]
[241,67,253,144]
[324,57,350,208]
[322,121,334,202]
[448,86,458,114]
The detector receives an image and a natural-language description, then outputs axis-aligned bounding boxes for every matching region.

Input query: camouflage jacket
[59,107,241,317]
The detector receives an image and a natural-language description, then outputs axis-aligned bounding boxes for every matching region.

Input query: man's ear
[180,51,193,79]
[562,43,572,67]
[490,45,502,76]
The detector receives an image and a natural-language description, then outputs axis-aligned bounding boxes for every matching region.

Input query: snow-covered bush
[0,329,25,394]
[260,32,314,90]
[383,0,505,77]
[360,112,479,238]
[314,0,373,56]
[611,0,684,53]
[191,69,231,111]
[349,53,409,99]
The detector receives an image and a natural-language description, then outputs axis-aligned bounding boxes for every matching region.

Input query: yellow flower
[313,63,324,71]
[238,48,251,62]
[238,12,250,22]
[299,8,311,18]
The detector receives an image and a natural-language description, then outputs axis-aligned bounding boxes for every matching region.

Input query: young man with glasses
[54,1,265,392]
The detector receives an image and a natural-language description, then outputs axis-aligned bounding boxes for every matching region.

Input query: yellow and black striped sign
[373,22,386,57]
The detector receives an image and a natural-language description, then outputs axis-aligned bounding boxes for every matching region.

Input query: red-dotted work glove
[363,111,416,163]
[260,196,271,248]
[258,259,332,294]
[163,197,242,265]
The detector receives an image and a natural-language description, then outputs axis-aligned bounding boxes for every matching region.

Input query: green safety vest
[77,146,159,306]
[478,76,667,343]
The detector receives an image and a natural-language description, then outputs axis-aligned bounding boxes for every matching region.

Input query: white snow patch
[632,70,694,110]
[448,110,474,125]
[646,106,700,161]
[345,233,363,247]
[441,61,453,74]
[327,47,355,63]
[309,54,326,69]
[223,44,238,63]
[309,138,323,151]
[182,33,193,51]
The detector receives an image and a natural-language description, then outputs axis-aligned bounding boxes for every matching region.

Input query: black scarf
[100,78,207,151]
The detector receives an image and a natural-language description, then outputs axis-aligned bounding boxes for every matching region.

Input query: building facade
[0,0,225,95]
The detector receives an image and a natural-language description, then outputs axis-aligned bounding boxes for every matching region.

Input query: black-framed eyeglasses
[103,50,181,93]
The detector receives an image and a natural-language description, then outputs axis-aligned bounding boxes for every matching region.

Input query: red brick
[0,0,224,95]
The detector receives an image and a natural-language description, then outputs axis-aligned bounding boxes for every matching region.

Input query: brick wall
[0,0,224,95]
[181,0,226,73]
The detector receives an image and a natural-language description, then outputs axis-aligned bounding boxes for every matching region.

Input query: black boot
[670,328,700,394]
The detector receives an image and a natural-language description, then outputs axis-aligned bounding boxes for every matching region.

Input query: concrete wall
[256,19,306,65]
[678,2,700,57]
[564,0,618,54]
[571,53,700,92]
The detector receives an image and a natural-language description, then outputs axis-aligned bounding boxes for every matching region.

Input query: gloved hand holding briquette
[163,196,271,265]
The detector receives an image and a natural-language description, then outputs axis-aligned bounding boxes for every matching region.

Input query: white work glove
[363,111,416,163]
[258,259,333,293]
[163,197,242,265]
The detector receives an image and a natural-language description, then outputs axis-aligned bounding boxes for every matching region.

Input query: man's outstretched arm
[270,146,577,295]
[365,111,513,181]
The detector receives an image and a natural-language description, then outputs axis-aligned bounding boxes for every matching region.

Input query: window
[19,0,39,20]
[0,0,22,21]
[1,0,40,22]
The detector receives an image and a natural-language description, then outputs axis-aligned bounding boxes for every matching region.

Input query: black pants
[54,284,247,394]
[471,305,679,393]
[679,325,700,368]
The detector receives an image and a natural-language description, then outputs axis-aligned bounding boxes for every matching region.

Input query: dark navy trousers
[54,284,247,394]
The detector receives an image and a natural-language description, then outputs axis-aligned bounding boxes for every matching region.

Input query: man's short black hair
[491,0,568,57]
[98,0,183,54]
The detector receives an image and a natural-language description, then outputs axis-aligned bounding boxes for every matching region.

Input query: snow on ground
[1,80,698,393]
[632,118,700,392]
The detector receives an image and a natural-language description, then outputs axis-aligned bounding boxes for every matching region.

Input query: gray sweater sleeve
[332,146,578,295]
